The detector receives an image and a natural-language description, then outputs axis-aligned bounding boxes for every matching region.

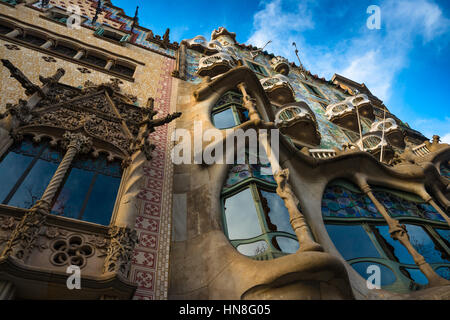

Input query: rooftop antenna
[131,6,139,33]
[250,40,272,60]
[92,0,103,25]
[292,42,307,79]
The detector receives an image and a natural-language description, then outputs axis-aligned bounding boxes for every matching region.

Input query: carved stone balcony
[349,94,374,120]
[370,118,405,148]
[357,132,394,162]
[270,56,290,76]
[184,36,222,55]
[0,206,137,299]
[197,52,236,78]
[275,102,321,146]
[326,94,375,131]
[325,101,359,132]
[260,74,296,104]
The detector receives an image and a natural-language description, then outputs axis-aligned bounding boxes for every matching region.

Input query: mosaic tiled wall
[132,57,175,300]
[31,0,176,57]
[185,43,354,149]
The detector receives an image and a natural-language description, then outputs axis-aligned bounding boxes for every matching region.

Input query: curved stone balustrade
[184,36,222,55]
[370,118,405,148]
[275,102,321,146]
[197,52,236,77]
[357,132,394,162]
[325,101,359,132]
[350,94,374,119]
[325,94,376,131]
[270,56,290,76]
[260,74,296,104]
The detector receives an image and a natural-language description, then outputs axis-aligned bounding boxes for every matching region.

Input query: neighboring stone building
[0,0,449,300]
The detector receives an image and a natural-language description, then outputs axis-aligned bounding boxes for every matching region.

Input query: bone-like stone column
[237,82,322,252]
[423,194,450,226]
[360,183,450,288]
[275,169,323,252]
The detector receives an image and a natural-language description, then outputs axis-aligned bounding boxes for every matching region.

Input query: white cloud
[441,133,450,144]
[247,0,315,59]
[246,0,450,103]
[412,117,450,140]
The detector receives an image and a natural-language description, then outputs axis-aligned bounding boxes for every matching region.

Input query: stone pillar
[360,183,450,287]
[73,49,85,60]
[0,281,15,300]
[423,195,450,226]
[237,83,260,122]
[105,59,114,70]
[40,39,54,50]
[5,28,23,39]
[40,132,93,204]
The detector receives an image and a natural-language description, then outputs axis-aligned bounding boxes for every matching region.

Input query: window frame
[322,180,450,292]
[301,81,327,100]
[243,59,270,78]
[221,156,300,260]
[211,91,249,129]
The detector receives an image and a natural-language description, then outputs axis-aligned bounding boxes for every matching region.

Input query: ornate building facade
[0,0,449,300]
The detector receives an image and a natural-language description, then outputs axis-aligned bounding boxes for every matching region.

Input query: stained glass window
[212,91,249,129]
[322,179,450,293]
[0,137,122,226]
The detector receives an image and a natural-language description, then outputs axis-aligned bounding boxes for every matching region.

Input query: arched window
[221,150,299,260]
[0,136,122,226]
[322,180,450,292]
[212,90,249,129]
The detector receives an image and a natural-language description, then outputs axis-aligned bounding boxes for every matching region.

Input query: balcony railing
[270,56,290,76]
[197,52,236,78]
[260,74,295,104]
[275,102,321,146]
[412,143,431,157]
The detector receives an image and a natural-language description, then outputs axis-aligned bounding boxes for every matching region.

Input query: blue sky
[114,0,450,142]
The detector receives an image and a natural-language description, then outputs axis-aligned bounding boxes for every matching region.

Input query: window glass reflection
[273,237,299,254]
[9,160,58,209]
[402,268,428,285]
[237,241,268,257]
[326,224,381,260]
[436,267,450,280]
[405,224,449,263]
[213,108,236,129]
[260,190,294,235]
[224,188,263,240]
[352,262,397,286]
[375,225,415,265]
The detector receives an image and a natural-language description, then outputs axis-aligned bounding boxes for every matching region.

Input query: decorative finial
[41,0,50,8]
[92,0,103,25]
[131,6,139,33]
